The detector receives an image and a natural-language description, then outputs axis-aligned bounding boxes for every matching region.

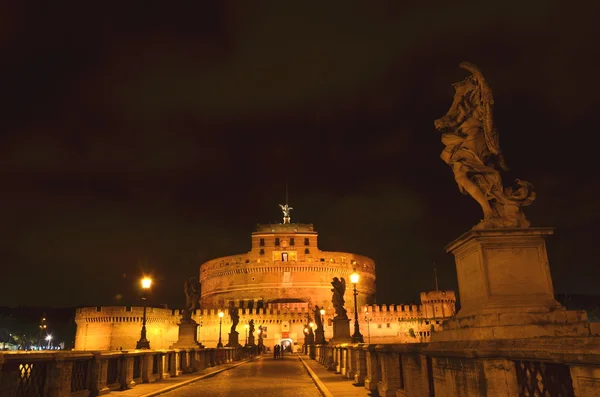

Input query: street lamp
[350,271,364,343]
[217,311,224,348]
[38,317,47,350]
[244,323,249,346]
[364,307,371,344]
[136,277,152,349]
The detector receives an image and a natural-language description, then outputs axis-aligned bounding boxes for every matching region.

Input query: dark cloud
[0,1,599,307]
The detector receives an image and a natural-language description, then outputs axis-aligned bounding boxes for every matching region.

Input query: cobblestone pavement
[158,356,322,397]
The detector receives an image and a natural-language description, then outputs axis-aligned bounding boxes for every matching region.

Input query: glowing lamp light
[320,309,325,316]
[218,311,224,318]
[245,324,249,329]
[141,277,152,289]
[309,322,314,328]
[45,335,52,341]
[350,272,360,284]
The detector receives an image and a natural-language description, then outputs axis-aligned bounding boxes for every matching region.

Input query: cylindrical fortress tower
[199,223,376,312]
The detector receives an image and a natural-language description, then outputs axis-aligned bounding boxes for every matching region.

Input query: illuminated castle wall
[74,218,456,350]
[199,223,376,310]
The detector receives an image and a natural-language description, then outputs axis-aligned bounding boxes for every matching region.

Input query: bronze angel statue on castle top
[434,62,535,229]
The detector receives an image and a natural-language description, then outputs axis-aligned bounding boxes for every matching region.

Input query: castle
[75,208,456,350]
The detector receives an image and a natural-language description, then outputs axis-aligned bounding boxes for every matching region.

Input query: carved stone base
[330,318,352,344]
[315,328,326,345]
[247,334,255,346]
[171,321,204,349]
[432,228,591,341]
[226,331,241,347]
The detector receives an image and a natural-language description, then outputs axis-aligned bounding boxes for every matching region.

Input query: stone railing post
[340,347,348,376]
[120,354,135,390]
[377,349,402,397]
[346,346,359,380]
[90,353,110,396]
[364,345,381,393]
[141,353,150,383]
[209,349,216,367]
[398,353,432,397]
[354,347,367,386]
[326,346,336,370]
[168,352,177,377]
[335,347,342,374]
[46,353,71,397]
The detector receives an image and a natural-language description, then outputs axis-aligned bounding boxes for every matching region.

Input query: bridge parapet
[311,333,600,396]
[0,346,251,397]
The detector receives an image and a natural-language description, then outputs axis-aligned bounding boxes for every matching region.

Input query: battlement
[253,223,316,233]
[420,290,457,303]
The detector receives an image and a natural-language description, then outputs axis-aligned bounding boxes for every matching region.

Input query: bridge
[2,336,600,396]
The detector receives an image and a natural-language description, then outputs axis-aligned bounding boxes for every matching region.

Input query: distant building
[75,209,456,350]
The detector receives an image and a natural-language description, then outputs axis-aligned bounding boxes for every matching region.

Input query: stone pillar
[401,353,432,397]
[120,356,135,389]
[90,353,110,396]
[168,353,178,377]
[377,350,402,397]
[354,347,367,386]
[46,353,71,397]
[340,348,348,376]
[433,228,590,341]
[364,346,381,393]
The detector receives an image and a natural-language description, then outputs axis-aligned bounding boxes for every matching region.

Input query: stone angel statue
[229,307,240,333]
[248,319,255,335]
[434,62,535,229]
[331,277,348,319]
[182,277,201,323]
[279,204,293,224]
[314,305,323,330]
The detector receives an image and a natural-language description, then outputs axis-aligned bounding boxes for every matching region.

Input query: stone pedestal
[315,328,326,345]
[247,334,255,346]
[330,318,352,344]
[171,321,204,349]
[432,228,590,341]
[226,331,241,347]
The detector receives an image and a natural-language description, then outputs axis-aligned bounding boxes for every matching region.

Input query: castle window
[259,249,265,255]
[282,253,288,262]
[290,238,295,246]
[259,238,265,246]
[304,238,310,246]
[304,248,310,254]
[320,258,325,262]
[275,238,280,246]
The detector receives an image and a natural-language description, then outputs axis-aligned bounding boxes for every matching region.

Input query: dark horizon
[1,2,599,309]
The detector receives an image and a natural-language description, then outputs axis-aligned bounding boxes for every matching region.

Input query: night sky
[1,2,599,309]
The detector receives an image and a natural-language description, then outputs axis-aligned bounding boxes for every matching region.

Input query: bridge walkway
[117,353,369,397]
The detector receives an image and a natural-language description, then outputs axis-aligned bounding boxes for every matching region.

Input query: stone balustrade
[0,346,250,397]
[311,337,600,396]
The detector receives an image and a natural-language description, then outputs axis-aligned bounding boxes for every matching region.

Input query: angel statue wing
[459,62,509,171]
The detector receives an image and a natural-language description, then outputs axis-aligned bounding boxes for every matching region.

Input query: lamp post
[350,271,364,343]
[38,317,47,350]
[136,277,152,349]
[364,307,371,344]
[244,323,249,346]
[217,311,224,348]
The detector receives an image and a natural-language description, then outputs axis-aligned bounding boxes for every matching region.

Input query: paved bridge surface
[117,354,368,397]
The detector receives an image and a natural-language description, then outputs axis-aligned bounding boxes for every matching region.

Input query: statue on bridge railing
[229,307,240,333]
[182,277,201,323]
[331,277,348,320]
[434,62,535,229]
